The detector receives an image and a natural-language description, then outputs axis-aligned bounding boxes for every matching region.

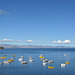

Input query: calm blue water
[0,48,75,75]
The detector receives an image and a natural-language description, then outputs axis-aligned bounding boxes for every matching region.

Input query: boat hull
[48,66,54,69]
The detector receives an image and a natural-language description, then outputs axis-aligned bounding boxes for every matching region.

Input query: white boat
[21,61,27,64]
[61,63,66,67]
[43,59,48,62]
[21,56,24,58]
[39,54,43,57]
[29,56,33,59]
[28,59,34,62]
[48,60,54,63]
[64,54,67,56]
[11,58,15,60]
[4,61,10,64]
[42,62,47,65]
[18,58,23,61]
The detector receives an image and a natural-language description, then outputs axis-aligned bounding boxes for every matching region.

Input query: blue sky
[0,0,75,46]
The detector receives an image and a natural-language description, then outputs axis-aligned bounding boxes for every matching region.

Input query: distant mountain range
[0,44,74,48]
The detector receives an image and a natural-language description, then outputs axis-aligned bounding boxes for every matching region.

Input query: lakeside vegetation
[0,47,4,49]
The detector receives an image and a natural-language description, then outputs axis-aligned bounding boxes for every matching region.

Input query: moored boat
[11,58,15,60]
[48,66,54,69]
[8,59,14,62]
[39,54,44,58]
[39,56,44,58]
[21,56,24,58]
[21,61,27,64]
[43,59,48,62]
[65,61,70,64]
[64,54,67,56]
[28,59,34,62]
[61,63,66,67]
[42,62,47,65]
[29,56,33,59]
[18,58,23,61]
[4,61,10,64]
[48,60,54,63]
[1,56,7,59]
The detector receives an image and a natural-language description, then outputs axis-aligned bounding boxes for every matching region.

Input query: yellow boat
[65,62,70,64]
[48,66,54,69]
[1,56,7,59]
[8,59,14,62]
[39,56,44,58]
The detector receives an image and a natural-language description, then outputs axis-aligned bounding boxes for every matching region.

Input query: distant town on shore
[0,44,74,48]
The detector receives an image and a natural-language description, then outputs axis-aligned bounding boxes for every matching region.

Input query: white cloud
[1,39,14,42]
[24,40,33,43]
[1,39,10,42]
[34,41,42,43]
[53,41,57,43]
[63,40,71,44]
[57,40,62,43]
[24,40,41,43]
[16,40,21,42]
[10,39,14,42]
[0,39,41,43]
[0,9,9,15]
[53,40,71,44]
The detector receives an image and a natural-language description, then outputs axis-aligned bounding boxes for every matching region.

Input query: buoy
[13,55,15,57]
[5,54,7,57]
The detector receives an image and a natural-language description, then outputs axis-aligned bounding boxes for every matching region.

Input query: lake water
[0,48,75,75]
